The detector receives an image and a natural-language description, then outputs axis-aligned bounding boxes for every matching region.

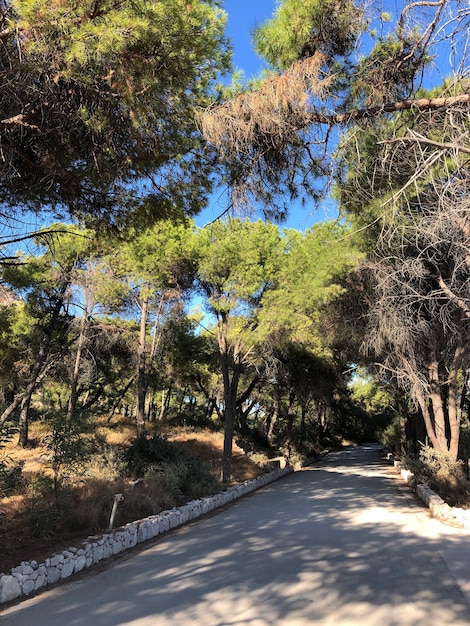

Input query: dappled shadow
[3,445,470,625]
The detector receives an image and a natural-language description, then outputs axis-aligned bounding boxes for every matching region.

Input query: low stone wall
[386,452,470,530]
[0,465,293,605]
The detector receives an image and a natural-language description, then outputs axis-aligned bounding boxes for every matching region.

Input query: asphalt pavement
[2,443,470,625]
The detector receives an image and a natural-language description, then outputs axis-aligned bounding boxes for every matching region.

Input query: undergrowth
[0,421,267,572]
[405,445,470,507]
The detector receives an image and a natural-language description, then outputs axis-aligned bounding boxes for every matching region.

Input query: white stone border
[0,465,294,604]
[386,452,470,531]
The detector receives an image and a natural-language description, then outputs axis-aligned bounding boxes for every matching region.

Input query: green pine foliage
[2,0,231,222]
[252,0,364,70]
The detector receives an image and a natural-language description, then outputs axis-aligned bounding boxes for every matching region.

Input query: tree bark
[135,295,149,437]
[66,301,89,422]
[304,94,470,128]
[267,392,280,443]
[218,312,243,484]
[447,326,465,460]
[428,354,448,453]
[159,384,172,421]
[16,339,56,446]
[284,389,296,459]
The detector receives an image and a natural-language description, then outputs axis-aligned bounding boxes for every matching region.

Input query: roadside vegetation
[0,418,265,573]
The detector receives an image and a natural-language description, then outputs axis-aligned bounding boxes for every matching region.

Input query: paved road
[2,444,470,625]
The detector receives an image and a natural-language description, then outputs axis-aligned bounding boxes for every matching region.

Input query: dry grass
[168,428,267,483]
[3,421,50,475]
[0,418,269,574]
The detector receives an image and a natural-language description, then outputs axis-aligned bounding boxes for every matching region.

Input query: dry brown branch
[436,273,470,319]
[200,54,333,157]
[381,129,470,154]
[202,81,470,152]
[0,114,39,130]
[398,0,446,62]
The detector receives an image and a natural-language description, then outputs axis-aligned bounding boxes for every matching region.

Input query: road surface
[2,444,470,625]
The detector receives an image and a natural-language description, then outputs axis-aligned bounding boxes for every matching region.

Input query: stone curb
[385,452,470,531]
[0,465,294,605]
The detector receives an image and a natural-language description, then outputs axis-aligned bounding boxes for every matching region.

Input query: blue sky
[224,0,274,77]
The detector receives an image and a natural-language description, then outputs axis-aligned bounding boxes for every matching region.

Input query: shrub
[407,445,469,506]
[144,456,220,504]
[42,410,93,500]
[24,473,64,538]
[0,422,25,496]
[181,456,221,498]
[124,434,182,477]
[380,416,405,455]
[61,478,131,532]
[84,445,127,481]
[0,460,25,497]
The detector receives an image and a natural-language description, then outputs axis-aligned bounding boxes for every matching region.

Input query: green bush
[84,445,127,481]
[380,416,405,455]
[42,410,93,502]
[0,460,25,496]
[125,433,221,505]
[144,456,220,503]
[25,473,67,538]
[181,456,221,498]
[125,434,181,477]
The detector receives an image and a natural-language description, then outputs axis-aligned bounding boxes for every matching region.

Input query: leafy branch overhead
[199,0,469,215]
[0,0,230,225]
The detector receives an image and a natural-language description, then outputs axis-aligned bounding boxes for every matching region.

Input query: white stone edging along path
[0,464,297,605]
[386,451,470,531]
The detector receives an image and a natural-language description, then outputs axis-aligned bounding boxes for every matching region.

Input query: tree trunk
[135,295,149,437]
[159,384,172,421]
[15,334,53,446]
[218,312,243,484]
[195,376,223,421]
[398,352,441,452]
[267,393,280,443]
[284,389,296,459]
[178,387,187,415]
[300,402,307,443]
[428,359,448,453]
[14,279,70,446]
[18,391,33,448]
[237,399,256,434]
[82,385,104,410]
[106,377,135,422]
[447,326,465,460]
[235,377,259,433]
[221,372,240,484]
[16,354,64,447]
[66,300,89,422]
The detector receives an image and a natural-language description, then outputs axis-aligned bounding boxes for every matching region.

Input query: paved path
[2,444,470,625]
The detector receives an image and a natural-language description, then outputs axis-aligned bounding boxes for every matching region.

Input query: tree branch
[0,113,39,130]
[381,129,470,155]
[305,93,470,127]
